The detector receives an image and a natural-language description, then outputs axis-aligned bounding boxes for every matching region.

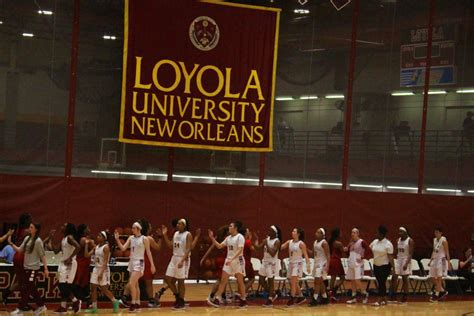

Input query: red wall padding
[1,174,473,277]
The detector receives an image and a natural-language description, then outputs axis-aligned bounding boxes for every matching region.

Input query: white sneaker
[10,308,22,315]
[34,306,47,316]
[346,298,357,304]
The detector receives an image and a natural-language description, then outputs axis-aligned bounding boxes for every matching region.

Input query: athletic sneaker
[119,298,130,308]
[295,296,306,305]
[346,297,357,304]
[238,299,248,309]
[10,308,22,315]
[113,300,120,313]
[262,299,273,307]
[207,297,221,308]
[72,300,81,313]
[84,307,98,314]
[429,294,439,303]
[54,307,67,314]
[147,299,158,308]
[172,299,186,310]
[34,306,47,316]
[128,304,137,313]
[439,291,448,301]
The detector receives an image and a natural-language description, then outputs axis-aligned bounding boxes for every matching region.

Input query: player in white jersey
[428,227,452,302]
[85,231,119,313]
[390,226,414,303]
[115,221,155,312]
[309,228,330,306]
[345,228,372,304]
[155,219,201,306]
[207,222,248,308]
[49,223,81,313]
[253,225,282,307]
[281,228,310,307]
[162,218,193,310]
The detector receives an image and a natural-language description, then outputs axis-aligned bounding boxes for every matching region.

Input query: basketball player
[327,228,345,301]
[390,226,414,303]
[84,231,119,313]
[8,223,48,315]
[207,221,248,308]
[280,228,311,307]
[252,225,282,307]
[345,227,372,304]
[74,224,94,308]
[2,213,32,308]
[310,228,329,306]
[115,221,156,312]
[118,219,162,308]
[154,220,200,305]
[49,223,81,313]
[428,227,452,302]
[162,219,193,309]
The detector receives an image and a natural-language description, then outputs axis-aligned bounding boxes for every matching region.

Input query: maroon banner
[119,0,280,152]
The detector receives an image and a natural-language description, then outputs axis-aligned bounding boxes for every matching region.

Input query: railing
[272,128,473,162]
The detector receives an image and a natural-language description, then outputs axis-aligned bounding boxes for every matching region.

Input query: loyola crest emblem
[189,16,220,51]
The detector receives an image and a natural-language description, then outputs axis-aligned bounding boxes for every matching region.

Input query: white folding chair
[275,258,289,297]
[363,259,377,291]
[444,259,463,294]
[247,257,261,296]
[409,259,430,294]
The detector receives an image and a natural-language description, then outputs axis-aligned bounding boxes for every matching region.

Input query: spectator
[458,247,474,292]
[462,111,473,154]
[0,245,16,264]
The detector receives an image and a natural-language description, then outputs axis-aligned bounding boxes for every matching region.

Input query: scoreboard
[400,25,456,87]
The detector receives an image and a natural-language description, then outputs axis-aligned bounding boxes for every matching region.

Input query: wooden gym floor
[1,283,473,315]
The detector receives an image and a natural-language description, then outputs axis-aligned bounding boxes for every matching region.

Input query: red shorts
[13,251,25,275]
[74,257,91,288]
[141,253,154,280]
[328,257,345,276]
[215,256,225,279]
[245,260,255,279]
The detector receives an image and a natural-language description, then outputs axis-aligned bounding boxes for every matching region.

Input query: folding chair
[363,259,377,292]
[409,259,430,294]
[275,258,289,297]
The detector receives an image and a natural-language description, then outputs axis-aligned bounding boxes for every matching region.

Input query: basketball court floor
[2,283,471,315]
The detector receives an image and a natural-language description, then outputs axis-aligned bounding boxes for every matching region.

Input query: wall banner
[119,0,280,152]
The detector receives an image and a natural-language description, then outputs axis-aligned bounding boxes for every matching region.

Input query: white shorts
[165,255,190,279]
[222,256,246,277]
[288,261,303,278]
[58,260,77,284]
[394,259,412,276]
[259,260,280,279]
[90,267,110,286]
[346,265,364,280]
[128,258,145,274]
[429,258,448,278]
[313,260,328,279]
